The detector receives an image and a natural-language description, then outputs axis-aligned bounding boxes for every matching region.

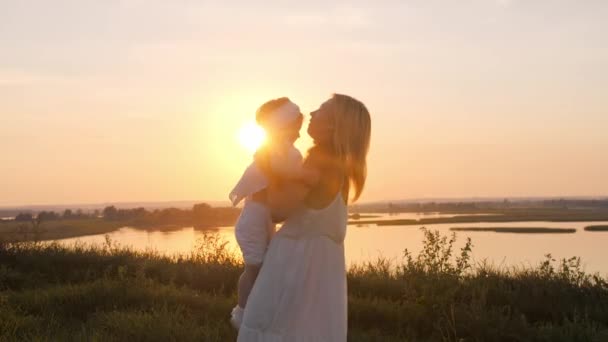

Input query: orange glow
[238,122,266,153]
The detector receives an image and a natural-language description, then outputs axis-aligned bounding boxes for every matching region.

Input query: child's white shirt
[230,143,302,265]
[229,144,303,207]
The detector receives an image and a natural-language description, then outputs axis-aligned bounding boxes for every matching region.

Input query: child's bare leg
[238,264,261,309]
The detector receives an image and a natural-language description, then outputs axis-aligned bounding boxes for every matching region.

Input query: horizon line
[2,195,608,210]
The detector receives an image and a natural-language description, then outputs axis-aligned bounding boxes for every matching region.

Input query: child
[229,97,304,329]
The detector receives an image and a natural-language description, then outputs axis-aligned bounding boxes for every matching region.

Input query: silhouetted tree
[63,209,73,219]
[15,213,33,222]
[37,211,59,221]
[103,206,118,220]
[193,203,213,219]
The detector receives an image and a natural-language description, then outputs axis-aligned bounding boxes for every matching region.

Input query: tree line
[354,198,608,214]
[13,209,98,222]
[9,204,241,228]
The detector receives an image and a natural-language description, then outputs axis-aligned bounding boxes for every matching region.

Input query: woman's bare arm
[265,160,321,221]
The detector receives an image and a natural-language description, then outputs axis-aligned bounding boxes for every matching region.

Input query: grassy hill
[1,229,607,341]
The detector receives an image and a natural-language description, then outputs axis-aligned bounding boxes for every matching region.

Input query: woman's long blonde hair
[330,94,371,202]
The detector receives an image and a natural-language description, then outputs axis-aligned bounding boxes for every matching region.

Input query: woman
[237,94,372,341]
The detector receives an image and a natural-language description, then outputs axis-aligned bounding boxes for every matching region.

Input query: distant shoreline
[2,196,607,215]
[2,206,608,242]
[350,208,608,226]
[585,225,608,232]
[0,219,238,243]
[450,227,576,234]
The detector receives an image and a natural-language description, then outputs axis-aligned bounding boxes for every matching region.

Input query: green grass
[450,227,577,234]
[585,225,608,232]
[1,229,607,341]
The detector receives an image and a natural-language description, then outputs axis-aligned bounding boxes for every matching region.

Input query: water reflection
[54,219,608,276]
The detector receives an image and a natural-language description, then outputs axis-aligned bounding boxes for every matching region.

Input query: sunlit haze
[238,122,266,154]
[1,1,607,206]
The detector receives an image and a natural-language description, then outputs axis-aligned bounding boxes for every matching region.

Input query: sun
[238,122,266,153]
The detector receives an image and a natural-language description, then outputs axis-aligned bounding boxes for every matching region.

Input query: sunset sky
[1,0,607,206]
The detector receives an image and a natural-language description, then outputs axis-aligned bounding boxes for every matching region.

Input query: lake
[53,215,608,276]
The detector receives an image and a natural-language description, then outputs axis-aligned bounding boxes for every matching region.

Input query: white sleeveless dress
[237,192,348,342]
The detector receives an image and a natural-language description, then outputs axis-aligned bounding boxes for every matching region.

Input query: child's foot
[230,305,244,330]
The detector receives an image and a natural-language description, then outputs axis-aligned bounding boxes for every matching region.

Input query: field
[0,204,240,243]
[0,219,123,241]
[1,229,607,341]
[0,218,233,243]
